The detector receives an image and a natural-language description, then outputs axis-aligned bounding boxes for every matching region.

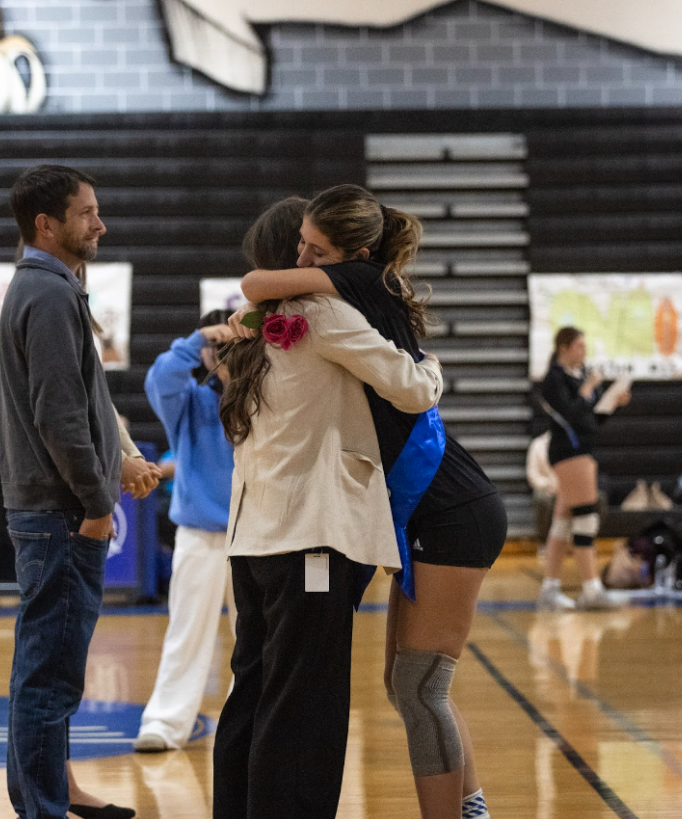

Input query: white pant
[137,526,236,748]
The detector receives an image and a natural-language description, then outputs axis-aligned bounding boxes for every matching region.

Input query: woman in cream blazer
[225,294,441,566]
[213,198,442,819]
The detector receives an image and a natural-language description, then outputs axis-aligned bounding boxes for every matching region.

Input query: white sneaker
[649,481,674,510]
[576,587,621,611]
[133,732,170,753]
[537,586,576,611]
[620,480,649,511]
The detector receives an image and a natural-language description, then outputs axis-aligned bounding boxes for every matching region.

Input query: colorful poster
[528,273,682,381]
[0,262,132,370]
[200,277,247,315]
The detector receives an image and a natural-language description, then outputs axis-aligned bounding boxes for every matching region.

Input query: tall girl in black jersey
[234,185,507,819]
[537,327,629,611]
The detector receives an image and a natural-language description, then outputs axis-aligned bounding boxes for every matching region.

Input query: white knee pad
[571,503,600,547]
[548,517,572,541]
[391,649,463,777]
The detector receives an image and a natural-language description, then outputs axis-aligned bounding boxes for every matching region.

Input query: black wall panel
[0,108,680,504]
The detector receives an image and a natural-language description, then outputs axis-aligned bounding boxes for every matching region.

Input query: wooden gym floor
[1,551,681,819]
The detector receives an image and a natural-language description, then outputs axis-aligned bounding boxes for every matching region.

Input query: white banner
[200,277,247,315]
[0,262,133,370]
[528,273,682,381]
[163,0,682,93]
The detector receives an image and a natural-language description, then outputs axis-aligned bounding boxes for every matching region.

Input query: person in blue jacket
[134,309,236,752]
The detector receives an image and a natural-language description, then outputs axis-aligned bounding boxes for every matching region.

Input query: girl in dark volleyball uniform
[537,327,630,611]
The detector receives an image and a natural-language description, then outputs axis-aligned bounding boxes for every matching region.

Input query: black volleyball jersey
[320,260,495,518]
[541,363,605,454]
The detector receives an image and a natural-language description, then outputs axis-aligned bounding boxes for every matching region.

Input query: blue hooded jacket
[145,330,233,532]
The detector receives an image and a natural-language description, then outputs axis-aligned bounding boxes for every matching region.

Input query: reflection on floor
[1,554,681,818]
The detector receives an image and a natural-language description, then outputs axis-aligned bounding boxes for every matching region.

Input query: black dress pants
[213,549,358,819]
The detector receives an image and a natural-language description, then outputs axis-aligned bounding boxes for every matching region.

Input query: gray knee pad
[391,649,463,777]
[571,503,600,547]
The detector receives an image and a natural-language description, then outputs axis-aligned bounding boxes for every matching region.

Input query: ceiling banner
[161,0,682,94]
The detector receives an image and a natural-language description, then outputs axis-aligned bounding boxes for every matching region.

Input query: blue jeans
[6,509,108,819]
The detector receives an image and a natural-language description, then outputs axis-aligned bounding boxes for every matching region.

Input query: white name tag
[305,553,329,592]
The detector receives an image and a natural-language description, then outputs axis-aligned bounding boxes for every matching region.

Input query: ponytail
[305,185,429,337]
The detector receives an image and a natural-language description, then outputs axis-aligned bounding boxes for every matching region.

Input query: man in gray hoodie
[0,165,122,819]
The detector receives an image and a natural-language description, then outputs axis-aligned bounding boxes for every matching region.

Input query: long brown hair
[304,184,428,337]
[550,326,583,366]
[219,197,308,445]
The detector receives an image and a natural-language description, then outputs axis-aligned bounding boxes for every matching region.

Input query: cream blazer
[226,295,443,570]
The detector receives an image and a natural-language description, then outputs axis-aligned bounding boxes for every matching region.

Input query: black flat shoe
[69,804,136,819]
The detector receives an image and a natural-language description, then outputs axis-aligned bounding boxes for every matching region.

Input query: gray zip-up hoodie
[0,255,121,518]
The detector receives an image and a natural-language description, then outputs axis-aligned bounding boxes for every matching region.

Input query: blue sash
[386,406,446,601]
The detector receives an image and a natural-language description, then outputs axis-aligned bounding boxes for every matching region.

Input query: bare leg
[543,495,571,580]
[572,546,600,583]
[387,564,487,818]
[552,456,600,582]
[386,582,480,799]
[450,700,479,798]
[67,761,107,808]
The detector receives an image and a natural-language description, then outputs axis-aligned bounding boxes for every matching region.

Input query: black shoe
[69,804,136,819]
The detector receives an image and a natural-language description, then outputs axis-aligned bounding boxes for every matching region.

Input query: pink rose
[286,315,309,346]
[262,314,289,347]
[262,313,309,351]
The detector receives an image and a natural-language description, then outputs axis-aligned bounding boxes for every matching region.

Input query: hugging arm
[305,297,442,414]
[241,267,336,303]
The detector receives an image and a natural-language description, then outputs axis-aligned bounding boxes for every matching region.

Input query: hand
[586,370,604,389]
[157,459,176,480]
[228,303,258,339]
[121,458,163,499]
[580,370,603,398]
[421,351,442,370]
[79,514,114,540]
[617,390,631,407]
[199,323,234,346]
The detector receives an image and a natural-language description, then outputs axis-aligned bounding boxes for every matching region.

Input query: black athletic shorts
[407,492,507,569]
[548,430,593,466]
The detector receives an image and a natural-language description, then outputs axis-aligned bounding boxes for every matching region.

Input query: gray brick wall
[3,0,682,113]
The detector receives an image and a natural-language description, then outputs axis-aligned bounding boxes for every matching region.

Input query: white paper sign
[593,377,632,415]
[200,277,247,315]
[86,263,133,370]
[0,262,133,370]
[528,273,682,381]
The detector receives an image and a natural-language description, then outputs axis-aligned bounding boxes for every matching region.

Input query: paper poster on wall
[0,262,132,370]
[528,273,682,381]
[87,263,133,370]
[200,277,247,315]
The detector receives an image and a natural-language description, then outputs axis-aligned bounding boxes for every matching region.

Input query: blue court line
[467,641,641,819]
[1,596,679,618]
[487,610,682,782]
